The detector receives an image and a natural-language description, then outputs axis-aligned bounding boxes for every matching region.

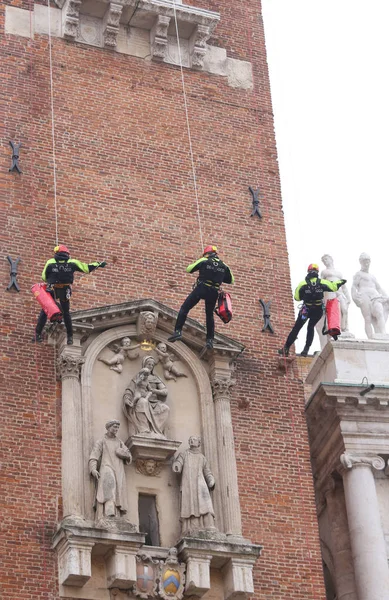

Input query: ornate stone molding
[57,354,85,379]
[103,2,123,48]
[340,452,385,472]
[63,0,81,39]
[189,24,211,69]
[150,15,170,61]
[211,377,236,402]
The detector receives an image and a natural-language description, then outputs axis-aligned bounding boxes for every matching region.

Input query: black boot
[67,335,73,345]
[278,345,289,357]
[168,330,182,343]
[206,338,214,349]
[300,345,309,357]
[32,333,43,343]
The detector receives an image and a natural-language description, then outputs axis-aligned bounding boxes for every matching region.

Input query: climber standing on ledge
[280,263,346,357]
[32,244,106,345]
[168,245,234,349]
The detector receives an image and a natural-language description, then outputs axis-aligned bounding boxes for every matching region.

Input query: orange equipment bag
[214,291,233,324]
[31,283,63,322]
[323,298,341,340]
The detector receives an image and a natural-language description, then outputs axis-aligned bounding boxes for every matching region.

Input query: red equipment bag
[323,298,341,340]
[31,283,63,323]
[214,291,233,324]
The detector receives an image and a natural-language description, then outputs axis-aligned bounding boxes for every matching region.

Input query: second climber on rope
[168,245,234,349]
[32,244,107,345]
[280,263,346,357]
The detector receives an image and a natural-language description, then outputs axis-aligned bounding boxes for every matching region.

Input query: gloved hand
[338,279,347,288]
[99,261,107,268]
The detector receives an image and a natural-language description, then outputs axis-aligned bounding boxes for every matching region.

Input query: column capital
[57,353,85,380]
[211,377,236,402]
[340,452,385,473]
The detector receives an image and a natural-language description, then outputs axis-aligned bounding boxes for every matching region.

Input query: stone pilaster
[150,15,170,62]
[58,348,85,519]
[323,478,357,600]
[339,453,389,600]
[103,2,123,48]
[211,375,242,536]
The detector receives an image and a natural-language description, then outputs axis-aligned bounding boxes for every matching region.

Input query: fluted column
[324,478,357,600]
[211,376,242,536]
[58,347,85,519]
[339,453,389,600]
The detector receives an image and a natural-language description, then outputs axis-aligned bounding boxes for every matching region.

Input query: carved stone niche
[50,299,258,600]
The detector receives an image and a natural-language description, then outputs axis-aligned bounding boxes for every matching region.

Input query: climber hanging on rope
[32,245,107,345]
[280,263,346,357]
[168,245,234,349]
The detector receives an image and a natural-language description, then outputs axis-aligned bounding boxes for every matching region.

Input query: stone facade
[1,0,326,599]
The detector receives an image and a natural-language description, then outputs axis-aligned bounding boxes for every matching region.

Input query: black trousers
[35,287,73,337]
[175,283,219,339]
[285,305,323,350]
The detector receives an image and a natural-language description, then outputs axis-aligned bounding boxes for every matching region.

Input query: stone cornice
[48,298,245,359]
[340,452,385,472]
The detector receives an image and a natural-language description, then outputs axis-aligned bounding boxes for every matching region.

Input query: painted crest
[157,548,185,600]
[134,555,158,599]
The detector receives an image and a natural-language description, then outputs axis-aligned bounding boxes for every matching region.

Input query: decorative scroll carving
[57,354,85,379]
[189,24,211,69]
[63,0,82,39]
[211,376,236,401]
[150,15,170,61]
[103,2,123,48]
[340,452,385,472]
[135,458,163,477]
[157,548,186,600]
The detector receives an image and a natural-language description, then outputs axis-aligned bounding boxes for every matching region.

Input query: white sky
[261,0,389,349]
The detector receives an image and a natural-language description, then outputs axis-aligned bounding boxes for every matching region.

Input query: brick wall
[0,0,326,598]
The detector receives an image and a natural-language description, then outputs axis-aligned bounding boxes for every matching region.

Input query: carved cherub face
[121,337,131,347]
[145,459,157,474]
[144,312,156,330]
[157,343,167,353]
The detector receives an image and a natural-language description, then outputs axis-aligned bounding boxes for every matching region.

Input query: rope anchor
[9,141,22,174]
[6,256,21,292]
[259,299,274,333]
[249,186,262,218]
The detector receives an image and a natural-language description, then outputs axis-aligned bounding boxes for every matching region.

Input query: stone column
[324,478,357,600]
[58,345,85,520]
[211,376,242,536]
[339,453,389,600]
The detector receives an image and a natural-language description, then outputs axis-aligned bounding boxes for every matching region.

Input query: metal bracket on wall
[6,256,21,292]
[9,141,22,174]
[259,299,274,333]
[249,186,262,218]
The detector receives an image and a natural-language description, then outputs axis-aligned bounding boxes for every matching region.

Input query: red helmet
[307,263,319,272]
[203,245,218,255]
[54,244,70,254]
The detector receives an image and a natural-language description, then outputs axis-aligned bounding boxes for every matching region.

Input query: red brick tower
[1,0,326,598]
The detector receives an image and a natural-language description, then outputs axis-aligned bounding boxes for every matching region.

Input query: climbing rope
[171,0,204,251]
[47,0,59,246]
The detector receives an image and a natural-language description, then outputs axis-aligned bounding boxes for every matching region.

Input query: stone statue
[98,337,140,373]
[352,253,389,339]
[123,356,169,439]
[172,436,216,535]
[155,342,187,381]
[320,254,351,333]
[89,420,132,522]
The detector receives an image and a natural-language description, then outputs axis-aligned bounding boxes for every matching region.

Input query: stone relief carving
[352,253,389,339]
[123,356,169,439]
[211,376,236,401]
[189,24,211,69]
[98,337,140,373]
[63,0,81,39]
[155,342,187,381]
[89,420,133,527]
[137,311,158,340]
[340,452,385,472]
[157,548,185,600]
[103,2,123,48]
[57,354,85,379]
[172,436,216,536]
[134,554,159,599]
[150,15,170,61]
[135,458,163,477]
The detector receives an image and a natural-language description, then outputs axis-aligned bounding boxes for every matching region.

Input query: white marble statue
[122,356,169,439]
[352,253,389,339]
[321,254,351,333]
[172,436,216,535]
[89,420,132,522]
